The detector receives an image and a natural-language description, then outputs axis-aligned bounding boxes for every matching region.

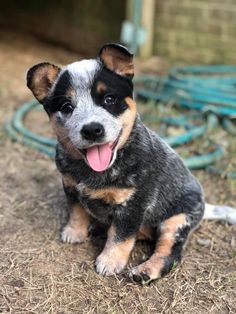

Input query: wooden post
[126,0,133,21]
[140,0,155,58]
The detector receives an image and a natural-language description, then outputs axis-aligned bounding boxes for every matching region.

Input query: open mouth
[80,130,122,172]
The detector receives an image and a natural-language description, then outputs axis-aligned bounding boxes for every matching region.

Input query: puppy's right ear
[26,62,61,103]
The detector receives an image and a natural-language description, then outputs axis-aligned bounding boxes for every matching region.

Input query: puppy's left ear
[99,43,134,79]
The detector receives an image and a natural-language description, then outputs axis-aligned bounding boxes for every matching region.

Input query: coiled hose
[4,65,236,174]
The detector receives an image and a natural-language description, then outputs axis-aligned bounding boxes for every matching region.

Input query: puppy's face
[27,44,137,172]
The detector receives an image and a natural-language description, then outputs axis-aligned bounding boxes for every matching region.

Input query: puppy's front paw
[61,224,88,244]
[95,251,127,276]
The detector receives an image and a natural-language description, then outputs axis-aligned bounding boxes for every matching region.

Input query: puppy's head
[27,44,137,172]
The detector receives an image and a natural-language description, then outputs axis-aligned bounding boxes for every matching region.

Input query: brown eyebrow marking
[66,87,76,99]
[96,81,107,93]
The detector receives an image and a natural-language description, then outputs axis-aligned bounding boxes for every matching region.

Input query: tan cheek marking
[84,187,136,204]
[96,81,107,93]
[117,97,137,149]
[124,97,137,112]
[50,115,83,160]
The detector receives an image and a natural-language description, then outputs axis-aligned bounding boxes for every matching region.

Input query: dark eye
[104,95,116,106]
[60,102,74,114]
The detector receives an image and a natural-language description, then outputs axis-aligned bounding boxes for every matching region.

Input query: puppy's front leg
[61,204,90,244]
[61,176,90,244]
[95,208,142,276]
[95,224,135,276]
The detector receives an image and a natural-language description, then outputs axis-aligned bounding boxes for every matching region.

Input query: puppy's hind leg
[129,213,191,284]
[129,182,205,284]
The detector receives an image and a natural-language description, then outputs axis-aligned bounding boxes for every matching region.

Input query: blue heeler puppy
[27,44,236,284]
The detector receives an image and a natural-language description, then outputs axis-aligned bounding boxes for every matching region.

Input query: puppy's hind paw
[128,267,153,285]
[61,224,88,244]
[128,258,163,285]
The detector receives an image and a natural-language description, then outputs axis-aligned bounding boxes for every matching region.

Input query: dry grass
[0,30,235,314]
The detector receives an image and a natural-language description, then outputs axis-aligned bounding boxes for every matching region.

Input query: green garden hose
[4,100,55,157]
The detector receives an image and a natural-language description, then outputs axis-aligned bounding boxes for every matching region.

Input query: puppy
[26,44,205,284]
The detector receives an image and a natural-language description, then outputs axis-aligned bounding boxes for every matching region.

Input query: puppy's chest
[63,174,136,218]
[80,183,137,222]
[77,182,134,203]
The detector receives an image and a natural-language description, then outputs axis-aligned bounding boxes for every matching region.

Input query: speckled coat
[27,43,204,284]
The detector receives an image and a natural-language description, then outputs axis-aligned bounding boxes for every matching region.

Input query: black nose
[81,122,105,141]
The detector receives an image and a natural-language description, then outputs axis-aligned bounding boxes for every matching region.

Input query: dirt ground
[0,30,235,314]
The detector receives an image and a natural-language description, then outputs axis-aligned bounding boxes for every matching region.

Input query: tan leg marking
[130,214,187,284]
[137,225,154,241]
[61,205,90,244]
[96,225,135,276]
[117,97,137,149]
[50,115,83,160]
[84,186,136,204]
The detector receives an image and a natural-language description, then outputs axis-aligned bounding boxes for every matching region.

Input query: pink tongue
[86,144,112,172]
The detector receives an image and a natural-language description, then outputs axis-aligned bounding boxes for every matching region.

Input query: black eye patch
[91,67,133,117]
[44,70,73,114]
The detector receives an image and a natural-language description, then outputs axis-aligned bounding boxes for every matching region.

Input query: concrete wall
[154,0,236,63]
[0,0,125,56]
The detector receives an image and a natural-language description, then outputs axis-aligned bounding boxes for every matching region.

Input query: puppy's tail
[204,203,236,224]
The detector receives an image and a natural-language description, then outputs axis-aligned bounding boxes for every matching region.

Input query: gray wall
[0,0,126,56]
[154,0,236,63]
